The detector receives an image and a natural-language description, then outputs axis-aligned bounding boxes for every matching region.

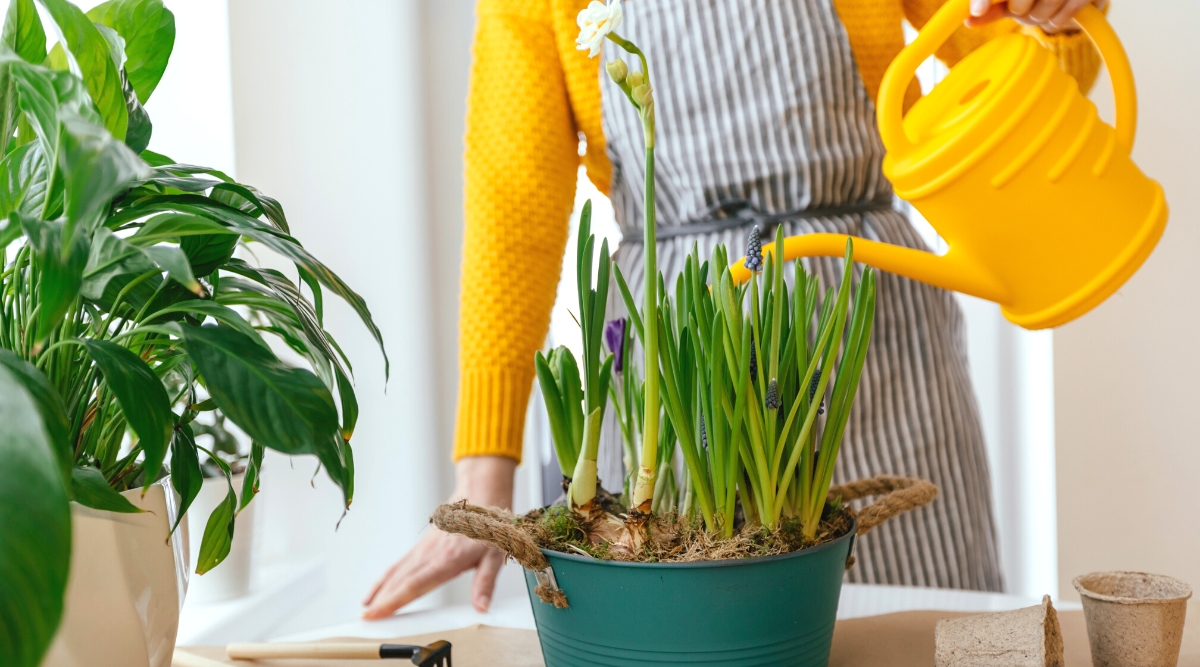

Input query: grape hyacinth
[749,340,758,383]
[808,369,825,415]
[699,414,708,450]
[765,378,781,409]
[744,225,763,272]
[604,318,627,373]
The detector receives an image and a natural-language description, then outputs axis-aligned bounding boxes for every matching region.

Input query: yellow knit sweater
[455,0,1104,462]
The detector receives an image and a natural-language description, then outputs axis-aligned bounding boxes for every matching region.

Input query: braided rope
[829,475,939,536]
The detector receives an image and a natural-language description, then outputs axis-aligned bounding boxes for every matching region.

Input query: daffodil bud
[625,71,645,90]
[606,58,629,84]
[632,82,653,107]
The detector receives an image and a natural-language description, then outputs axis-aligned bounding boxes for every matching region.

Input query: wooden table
[177,584,1200,666]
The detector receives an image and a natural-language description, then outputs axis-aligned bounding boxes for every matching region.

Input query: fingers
[1027,0,1068,24]
[1007,0,1036,16]
[361,530,438,606]
[1047,0,1093,31]
[965,4,1008,26]
[471,548,505,613]
[361,534,485,620]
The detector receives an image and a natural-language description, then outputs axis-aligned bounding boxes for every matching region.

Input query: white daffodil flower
[576,0,623,58]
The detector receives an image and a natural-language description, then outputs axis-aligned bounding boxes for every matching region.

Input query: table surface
[275,582,1082,643]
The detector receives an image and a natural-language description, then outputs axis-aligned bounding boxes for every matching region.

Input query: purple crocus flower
[604,318,627,373]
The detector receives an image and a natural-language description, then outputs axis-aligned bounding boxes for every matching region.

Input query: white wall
[226,0,446,634]
[1054,0,1200,602]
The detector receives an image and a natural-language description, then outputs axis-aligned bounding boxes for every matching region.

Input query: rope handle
[829,475,939,535]
[430,502,569,608]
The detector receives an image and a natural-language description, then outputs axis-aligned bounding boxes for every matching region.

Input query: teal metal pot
[521,518,856,667]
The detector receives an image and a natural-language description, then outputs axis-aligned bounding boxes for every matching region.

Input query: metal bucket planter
[522,519,855,666]
[433,475,935,667]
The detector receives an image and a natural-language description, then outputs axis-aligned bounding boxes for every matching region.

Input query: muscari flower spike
[765,378,781,409]
[699,413,708,450]
[808,369,825,415]
[744,225,763,272]
[749,341,758,383]
[604,318,627,373]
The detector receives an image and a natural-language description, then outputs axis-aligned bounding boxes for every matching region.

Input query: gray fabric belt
[621,198,896,243]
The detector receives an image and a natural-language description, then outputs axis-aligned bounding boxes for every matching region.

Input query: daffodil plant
[577,0,661,514]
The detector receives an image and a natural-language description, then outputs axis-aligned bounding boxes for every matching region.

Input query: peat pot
[44,478,189,667]
[521,518,856,667]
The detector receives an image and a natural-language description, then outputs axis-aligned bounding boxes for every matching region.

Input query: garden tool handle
[728,233,1010,304]
[877,0,1137,155]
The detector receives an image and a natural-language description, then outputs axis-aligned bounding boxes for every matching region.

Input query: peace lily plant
[0,2,384,665]
[538,0,878,549]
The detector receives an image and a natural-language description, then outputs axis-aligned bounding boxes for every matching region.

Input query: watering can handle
[876,0,1138,155]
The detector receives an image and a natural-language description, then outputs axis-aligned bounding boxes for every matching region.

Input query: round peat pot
[521,519,856,667]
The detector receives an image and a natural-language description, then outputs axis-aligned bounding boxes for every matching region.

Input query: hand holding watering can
[733,0,1166,330]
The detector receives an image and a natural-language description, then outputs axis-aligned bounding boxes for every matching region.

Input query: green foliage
[0,2,385,663]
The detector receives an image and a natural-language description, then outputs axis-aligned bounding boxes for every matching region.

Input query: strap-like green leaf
[81,339,173,489]
[194,447,235,575]
[86,0,174,104]
[70,465,142,513]
[169,423,201,534]
[2,0,46,64]
[0,363,70,667]
[21,215,89,345]
[36,0,127,139]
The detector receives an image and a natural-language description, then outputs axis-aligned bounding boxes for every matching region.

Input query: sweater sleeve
[901,0,1105,94]
[455,0,580,462]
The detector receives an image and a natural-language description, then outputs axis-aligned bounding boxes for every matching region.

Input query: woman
[363,0,1105,618]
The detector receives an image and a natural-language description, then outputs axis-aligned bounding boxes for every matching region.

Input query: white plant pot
[185,473,255,603]
[43,478,189,667]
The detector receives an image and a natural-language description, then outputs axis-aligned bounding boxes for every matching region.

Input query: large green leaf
[0,363,70,667]
[0,141,49,219]
[179,323,350,506]
[86,0,173,104]
[70,464,142,513]
[21,215,90,345]
[168,423,201,534]
[146,299,266,351]
[142,244,199,294]
[57,108,148,235]
[81,339,173,489]
[0,348,70,474]
[2,0,46,64]
[124,211,235,243]
[36,0,127,139]
[238,441,264,513]
[81,225,156,300]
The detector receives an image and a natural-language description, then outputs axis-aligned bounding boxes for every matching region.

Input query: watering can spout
[729,235,1009,305]
[727,0,1167,330]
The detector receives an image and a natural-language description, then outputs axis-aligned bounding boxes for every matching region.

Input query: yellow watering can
[730,0,1167,330]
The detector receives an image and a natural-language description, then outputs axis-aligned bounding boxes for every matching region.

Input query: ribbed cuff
[453,366,535,463]
[1023,25,1104,92]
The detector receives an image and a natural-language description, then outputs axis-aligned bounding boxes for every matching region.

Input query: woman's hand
[361,455,517,619]
[968,0,1108,34]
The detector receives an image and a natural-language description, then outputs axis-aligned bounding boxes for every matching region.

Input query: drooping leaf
[0,349,70,475]
[81,226,155,300]
[125,211,235,244]
[56,107,148,235]
[193,449,235,575]
[86,0,174,104]
[81,339,173,489]
[0,141,49,219]
[179,323,350,506]
[120,69,150,152]
[0,364,70,667]
[21,215,90,344]
[69,465,142,513]
[2,0,47,64]
[334,366,357,442]
[36,0,127,139]
[238,441,264,513]
[145,299,266,351]
[169,422,201,534]
[142,243,200,294]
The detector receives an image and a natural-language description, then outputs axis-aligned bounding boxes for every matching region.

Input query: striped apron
[594,0,1003,592]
